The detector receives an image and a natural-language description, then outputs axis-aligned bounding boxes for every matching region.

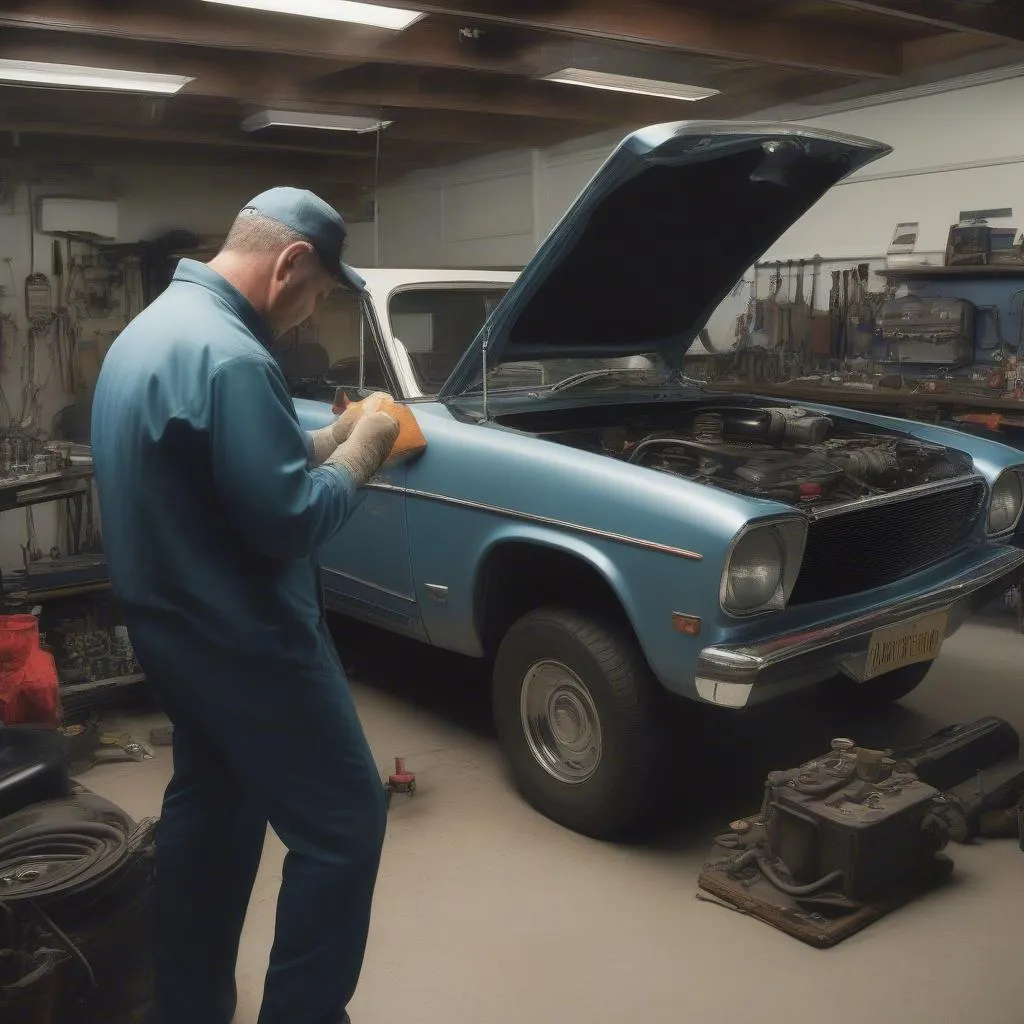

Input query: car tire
[823,660,933,707]
[492,607,666,839]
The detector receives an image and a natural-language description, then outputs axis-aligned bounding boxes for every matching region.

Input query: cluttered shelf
[0,446,110,604]
[0,464,94,514]
[0,438,145,710]
[689,216,1024,439]
[877,265,1024,280]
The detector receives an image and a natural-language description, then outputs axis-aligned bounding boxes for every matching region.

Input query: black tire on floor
[822,660,933,707]
[491,607,666,840]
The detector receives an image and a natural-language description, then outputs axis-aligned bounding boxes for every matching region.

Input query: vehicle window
[388,285,680,397]
[388,287,509,395]
[271,289,386,396]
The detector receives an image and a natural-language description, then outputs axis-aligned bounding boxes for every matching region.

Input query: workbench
[702,379,1024,424]
[702,263,1024,442]
[0,464,109,603]
[0,464,94,514]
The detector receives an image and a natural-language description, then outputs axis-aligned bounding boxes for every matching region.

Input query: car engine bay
[499,401,975,507]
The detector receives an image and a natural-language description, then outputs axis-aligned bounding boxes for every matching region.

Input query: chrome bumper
[695,547,1024,709]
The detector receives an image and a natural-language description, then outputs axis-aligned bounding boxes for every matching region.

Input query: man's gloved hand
[309,392,392,465]
[325,409,400,486]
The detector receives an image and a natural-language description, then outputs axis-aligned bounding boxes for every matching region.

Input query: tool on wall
[788,258,812,376]
[829,268,848,362]
[847,263,875,358]
[24,274,51,325]
[808,257,831,363]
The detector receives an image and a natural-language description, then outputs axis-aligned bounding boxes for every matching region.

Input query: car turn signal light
[672,613,701,637]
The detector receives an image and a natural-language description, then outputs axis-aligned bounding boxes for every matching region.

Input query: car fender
[399,404,760,681]
[473,522,639,646]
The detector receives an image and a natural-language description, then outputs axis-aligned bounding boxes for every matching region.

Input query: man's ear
[277,241,314,279]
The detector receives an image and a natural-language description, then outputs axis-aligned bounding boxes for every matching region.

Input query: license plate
[865,609,948,681]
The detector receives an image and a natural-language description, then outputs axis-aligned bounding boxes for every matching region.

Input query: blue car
[279,122,1024,838]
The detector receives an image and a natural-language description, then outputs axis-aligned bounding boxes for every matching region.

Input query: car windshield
[270,283,682,401]
[387,286,678,397]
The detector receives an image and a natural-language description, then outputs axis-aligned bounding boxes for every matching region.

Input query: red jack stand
[384,757,416,809]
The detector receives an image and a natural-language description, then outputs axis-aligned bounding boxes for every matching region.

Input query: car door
[281,294,424,639]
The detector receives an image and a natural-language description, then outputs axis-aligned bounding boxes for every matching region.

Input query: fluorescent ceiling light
[242,110,392,133]
[0,59,193,94]
[201,0,424,31]
[542,68,720,103]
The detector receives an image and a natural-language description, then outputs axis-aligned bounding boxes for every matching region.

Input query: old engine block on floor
[763,739,948,903]
[714,738,950,909]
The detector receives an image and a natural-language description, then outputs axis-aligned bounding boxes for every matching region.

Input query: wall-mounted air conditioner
[38,197,119,241]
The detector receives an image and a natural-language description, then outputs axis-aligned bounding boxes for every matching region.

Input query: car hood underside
[440,121,890,399]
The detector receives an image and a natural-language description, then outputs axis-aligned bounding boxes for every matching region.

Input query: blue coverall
[90,259,387,1024]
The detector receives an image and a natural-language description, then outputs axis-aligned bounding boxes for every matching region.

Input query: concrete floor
[81,611,1024,1024]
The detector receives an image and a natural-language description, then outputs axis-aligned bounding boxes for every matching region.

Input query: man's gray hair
[221,209,307,255]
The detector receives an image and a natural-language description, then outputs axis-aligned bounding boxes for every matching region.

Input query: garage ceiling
[0,0,1021,217]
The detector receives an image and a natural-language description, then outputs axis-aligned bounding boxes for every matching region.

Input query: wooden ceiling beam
[0,30,702,125]
[827,1,1024,43]
[361,0,904,77]
[0,71,576,153]
[291,108,599,147]
[901,29,1017,72]
[0,1,539,74]
[0,119,427,168]
[0,131,402,186]
[292,64,697,124]
[0,0,902,78]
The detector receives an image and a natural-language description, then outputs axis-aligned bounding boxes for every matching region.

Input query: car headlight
[989,470,1024,535]
[721,519,808,616]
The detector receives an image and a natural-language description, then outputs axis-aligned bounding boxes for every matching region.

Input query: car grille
[789,478,987,605]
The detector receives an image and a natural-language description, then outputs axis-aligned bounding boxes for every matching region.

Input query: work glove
[309,391,392,465]
[325,409,400,486]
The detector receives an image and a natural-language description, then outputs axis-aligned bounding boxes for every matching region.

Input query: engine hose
[755,855,844,897]
[0,821,130,902]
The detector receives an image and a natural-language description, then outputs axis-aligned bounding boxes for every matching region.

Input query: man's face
[266,241,339,336]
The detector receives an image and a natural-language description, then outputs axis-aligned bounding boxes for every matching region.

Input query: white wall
[109,167,377,264]
[373,129,622,268]
[765,74,1024,262]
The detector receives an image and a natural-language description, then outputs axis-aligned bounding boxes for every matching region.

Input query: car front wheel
[492,607,666,839]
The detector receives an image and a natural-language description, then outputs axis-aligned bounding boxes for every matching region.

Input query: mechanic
[91,187,400,1024]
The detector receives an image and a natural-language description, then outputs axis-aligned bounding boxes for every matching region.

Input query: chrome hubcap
[520,660,602,784]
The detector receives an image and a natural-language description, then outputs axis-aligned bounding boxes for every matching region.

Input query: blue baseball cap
[240,186,366,293]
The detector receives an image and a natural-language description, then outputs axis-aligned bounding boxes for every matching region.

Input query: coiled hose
[0,822,130,902]
[0,796,136,904]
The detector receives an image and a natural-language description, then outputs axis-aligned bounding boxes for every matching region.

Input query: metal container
[879,295,975,366]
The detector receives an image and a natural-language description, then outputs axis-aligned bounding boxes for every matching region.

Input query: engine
[592,405,970,506]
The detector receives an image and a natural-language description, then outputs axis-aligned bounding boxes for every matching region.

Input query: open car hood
[438,120,890,400]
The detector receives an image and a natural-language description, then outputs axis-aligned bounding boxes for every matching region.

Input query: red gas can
[0,614,60,727]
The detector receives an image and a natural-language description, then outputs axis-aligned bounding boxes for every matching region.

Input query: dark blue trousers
[135,621,387,1024]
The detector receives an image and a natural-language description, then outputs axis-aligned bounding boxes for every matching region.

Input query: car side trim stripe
[320,567,417,603]
[365,482,704,562]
